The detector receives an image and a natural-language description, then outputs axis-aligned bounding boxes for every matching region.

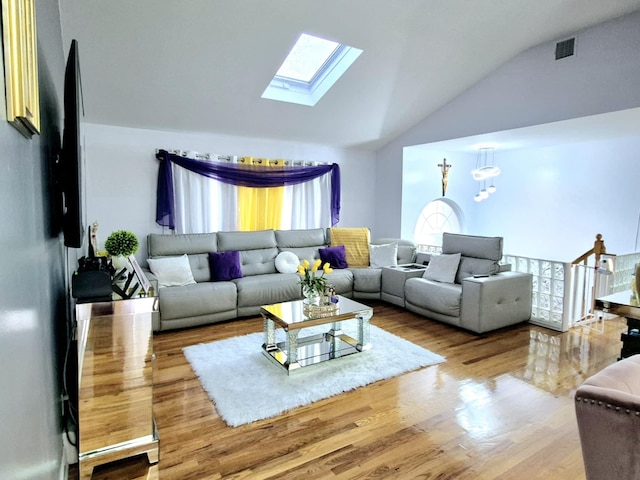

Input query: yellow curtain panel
[237,158,285,231]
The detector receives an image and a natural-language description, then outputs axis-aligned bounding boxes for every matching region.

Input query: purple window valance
[155,149,341,230]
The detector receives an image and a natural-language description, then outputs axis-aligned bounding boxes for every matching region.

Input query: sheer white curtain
[282,163,331,229]
[173,155,238,234]
[173,157,332,233]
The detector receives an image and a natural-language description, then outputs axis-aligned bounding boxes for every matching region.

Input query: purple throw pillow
[319,245,348,269]
[208,251,243,281]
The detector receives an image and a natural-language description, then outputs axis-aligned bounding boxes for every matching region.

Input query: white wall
[84,124,376,262]
[401,148,475,239]
[375,9,640,241]
[403,136,640,261]
[476,136,640,260]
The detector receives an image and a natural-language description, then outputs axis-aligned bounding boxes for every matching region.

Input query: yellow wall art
[1,0,39,137]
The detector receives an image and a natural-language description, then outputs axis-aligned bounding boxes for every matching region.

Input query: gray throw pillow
[369,243,398,268]
[423,253,461,283]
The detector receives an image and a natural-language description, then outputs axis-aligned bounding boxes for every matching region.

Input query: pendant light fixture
[472,147,500,201]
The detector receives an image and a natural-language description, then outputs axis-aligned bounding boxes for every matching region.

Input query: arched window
[414,198,463,246]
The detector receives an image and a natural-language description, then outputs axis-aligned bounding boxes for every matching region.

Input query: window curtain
[282,162,331,229]
[156,150,341,231]
[237,158,285,231]
[173,155,237,234]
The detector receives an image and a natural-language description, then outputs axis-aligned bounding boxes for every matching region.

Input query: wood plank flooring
[82,302,626,479]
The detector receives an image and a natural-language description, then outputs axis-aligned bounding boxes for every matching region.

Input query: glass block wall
[504,255,571,332]
[503,253,640,331]
[609,253,640,293]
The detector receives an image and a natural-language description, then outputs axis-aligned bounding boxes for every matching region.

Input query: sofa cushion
[275,251,299,274]
[234,273,301,308]
[369,243,398,268]
[329,227,370,267]
[239,248,278,276]
[319,245,348,269]
[147,254,197,288]
[148,232,217,256]
[217,229,277,251]
[209,251,243,281]
[275,228,326,247]
[158,281,237,321]
[275,228,326,265]
[350,268,381,293]
[423,253,461,283]
[455,256,500,283]
[217,230,278,277]
[442,232,503,261]
[281,246,324,265]
[323,269,355,295]
[405,278,462,317]
[185,253,211,283]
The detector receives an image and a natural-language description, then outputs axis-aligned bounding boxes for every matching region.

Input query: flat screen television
[61,39,85,248]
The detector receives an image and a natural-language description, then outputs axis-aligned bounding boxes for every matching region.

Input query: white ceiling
[58,0,640,151]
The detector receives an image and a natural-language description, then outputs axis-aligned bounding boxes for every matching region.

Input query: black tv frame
[61,39,85,248]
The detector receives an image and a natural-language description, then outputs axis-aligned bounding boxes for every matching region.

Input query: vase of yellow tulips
[297,259,333,305]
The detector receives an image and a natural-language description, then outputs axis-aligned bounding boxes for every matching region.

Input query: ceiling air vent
[555,37,575,60]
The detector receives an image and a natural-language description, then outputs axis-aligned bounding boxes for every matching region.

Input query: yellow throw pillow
[329,227,370,267]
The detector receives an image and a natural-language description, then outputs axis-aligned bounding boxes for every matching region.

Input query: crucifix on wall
[438,159,451,197]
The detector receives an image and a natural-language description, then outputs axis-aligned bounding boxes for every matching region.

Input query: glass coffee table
[261,295,373,374]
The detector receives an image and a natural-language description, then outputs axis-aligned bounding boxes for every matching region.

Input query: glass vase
[302,285,321,306]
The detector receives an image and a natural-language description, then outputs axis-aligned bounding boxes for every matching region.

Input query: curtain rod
[155,148,219,161]
[155,148,327,166]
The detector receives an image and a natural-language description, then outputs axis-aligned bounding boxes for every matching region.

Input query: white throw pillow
[369,243,398,268]
[275,251,299,274]
[147,254,197,288]
[423,253,461,283]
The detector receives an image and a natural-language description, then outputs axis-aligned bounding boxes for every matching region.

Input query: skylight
[276,34,340,82]
[262,33,362,107]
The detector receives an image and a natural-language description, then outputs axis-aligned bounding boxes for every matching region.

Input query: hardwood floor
[84,302,626,479]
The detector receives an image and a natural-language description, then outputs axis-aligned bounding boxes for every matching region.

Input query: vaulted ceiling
[58,0,640,150]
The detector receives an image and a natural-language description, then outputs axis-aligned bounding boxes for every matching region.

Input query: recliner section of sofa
[147,232,238,331]
[404,233,532,334]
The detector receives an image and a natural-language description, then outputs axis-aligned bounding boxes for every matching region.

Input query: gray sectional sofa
[144,228,532,335]
[145,228,415,331]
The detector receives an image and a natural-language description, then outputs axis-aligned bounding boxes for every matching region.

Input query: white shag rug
[183,324,445,427]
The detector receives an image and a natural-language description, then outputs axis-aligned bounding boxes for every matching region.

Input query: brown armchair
[575,354,640,480]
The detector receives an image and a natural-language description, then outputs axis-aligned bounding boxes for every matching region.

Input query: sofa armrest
[460,271,532,333]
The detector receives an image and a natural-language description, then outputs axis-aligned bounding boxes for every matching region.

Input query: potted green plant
[105,230,139,271]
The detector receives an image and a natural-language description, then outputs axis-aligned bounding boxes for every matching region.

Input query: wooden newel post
[593,233,606,267]
[572,234,619,323]
[572,233,608,267]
